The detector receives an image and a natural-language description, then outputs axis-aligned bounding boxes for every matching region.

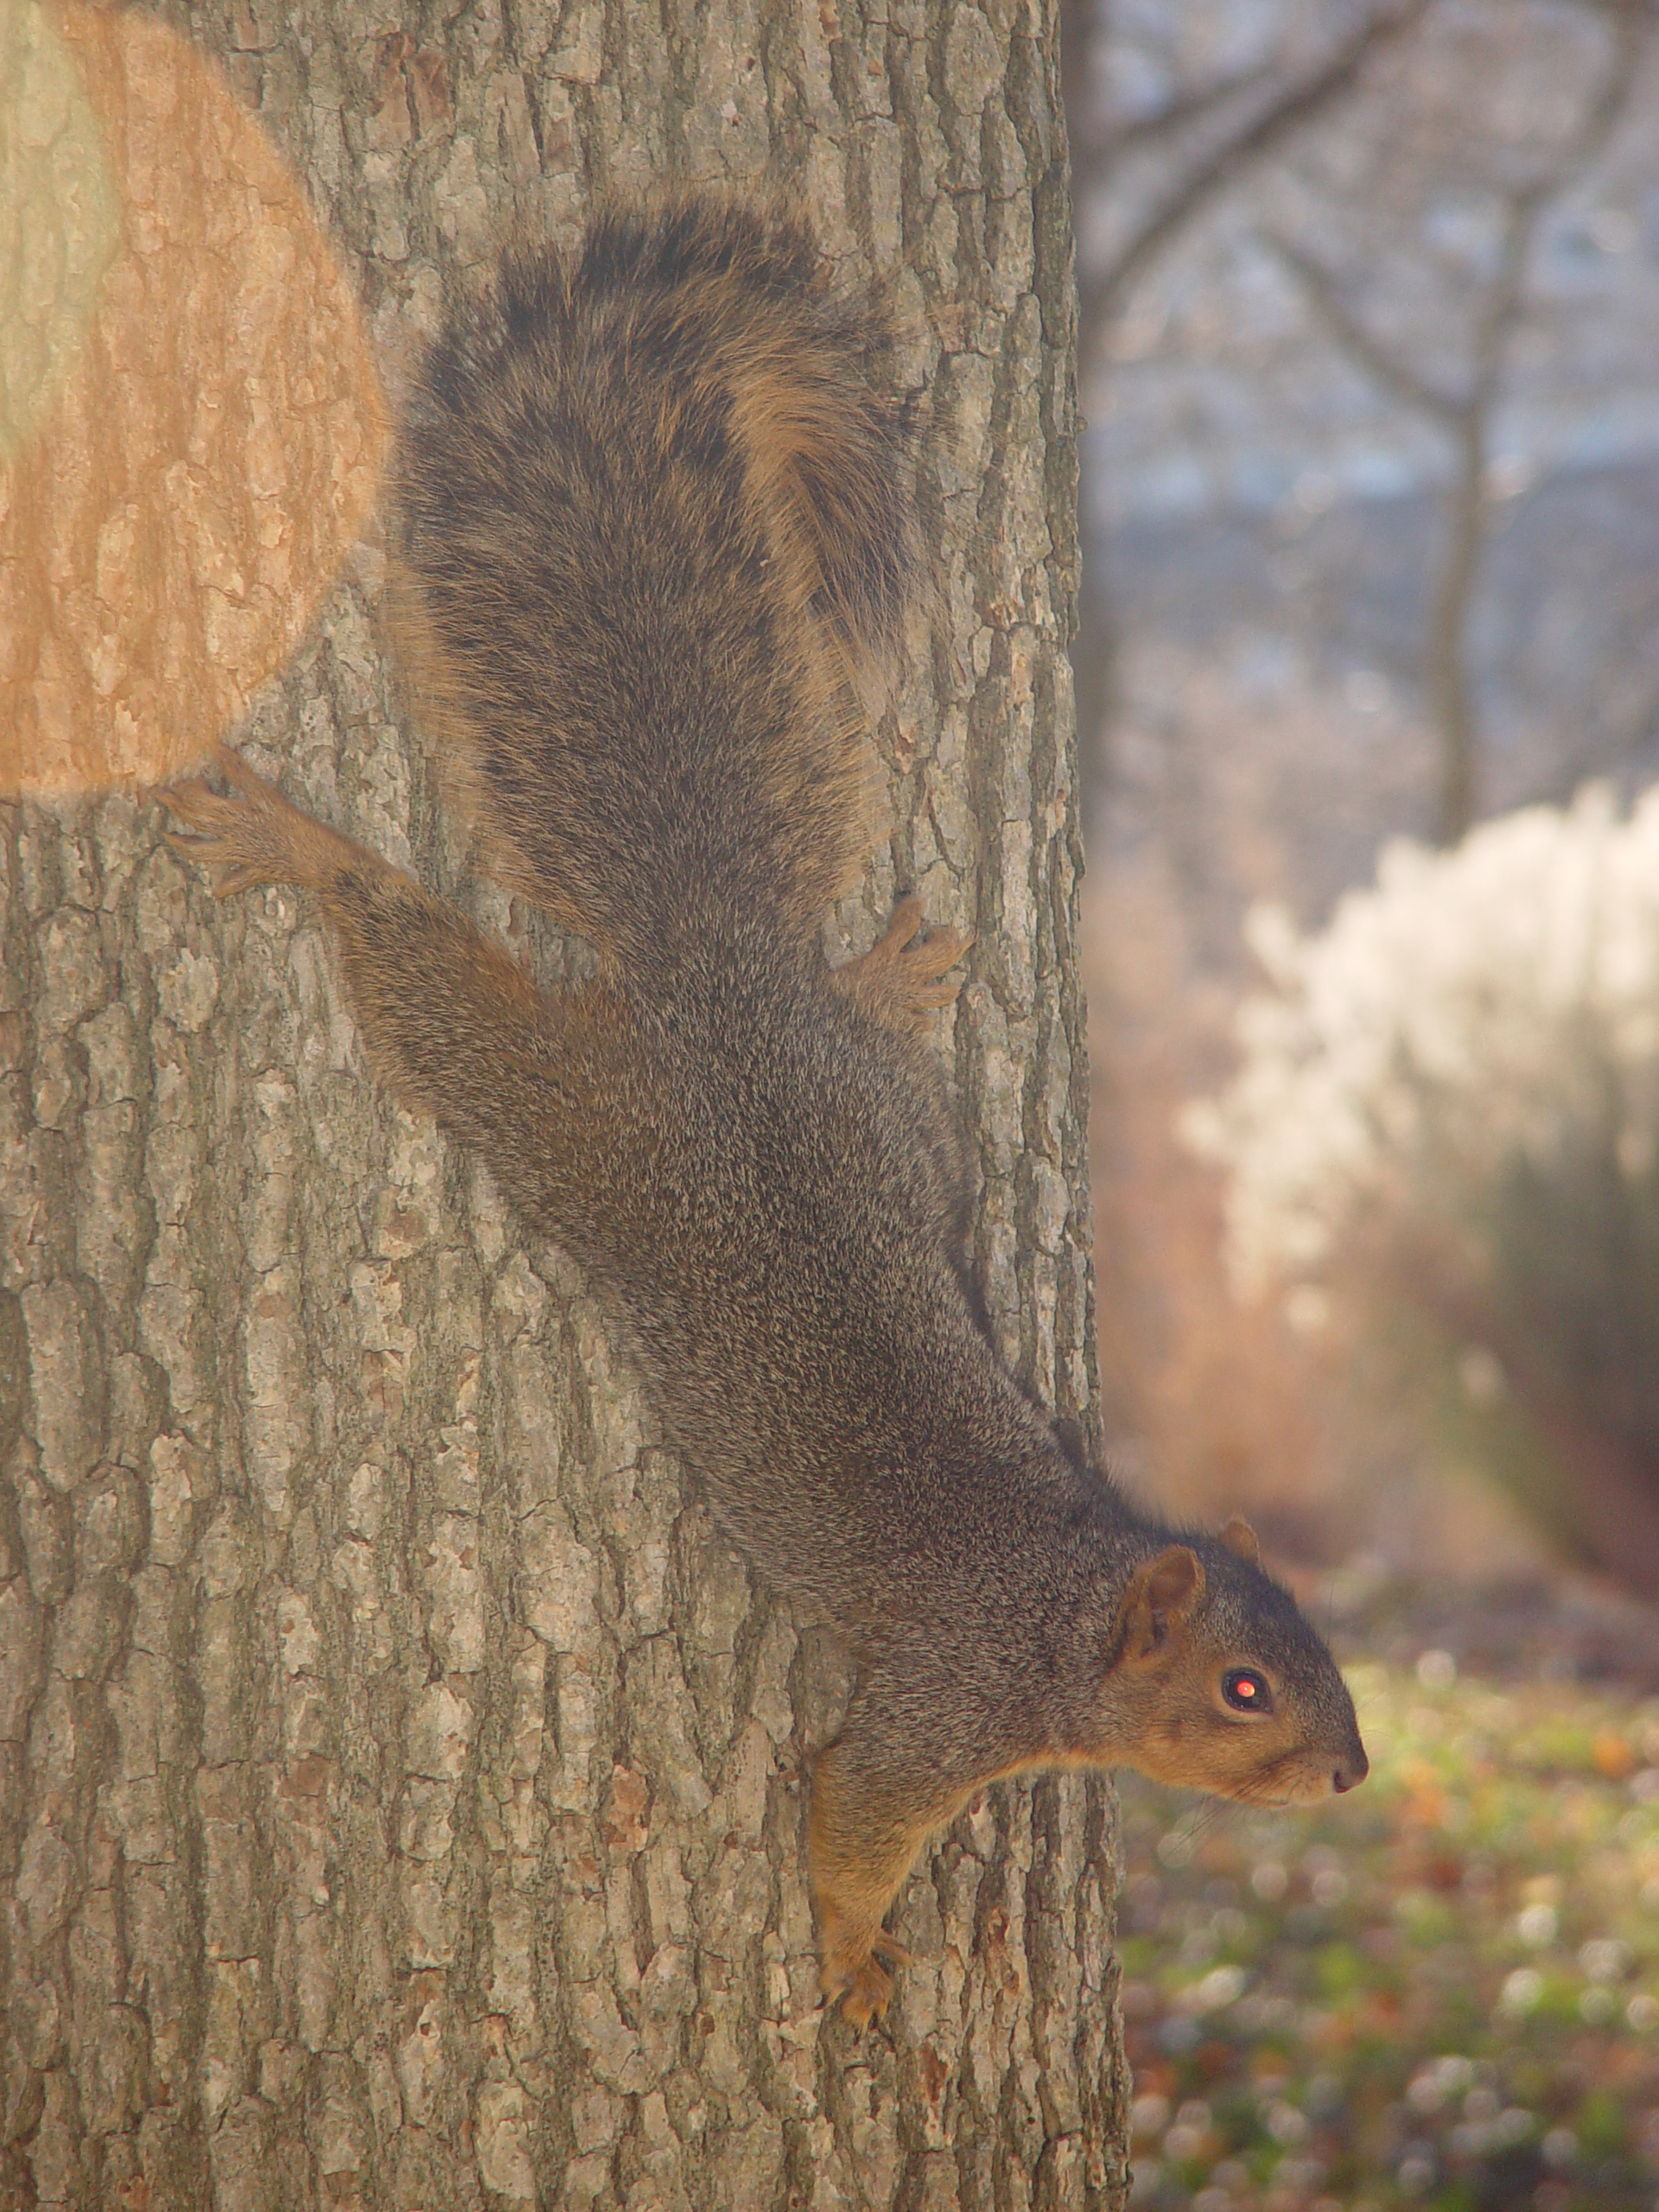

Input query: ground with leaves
[1119,1574,1659,2212]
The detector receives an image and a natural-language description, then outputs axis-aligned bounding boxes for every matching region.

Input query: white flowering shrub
[1185,785,1659,1570]
[1185,786,1659,1299]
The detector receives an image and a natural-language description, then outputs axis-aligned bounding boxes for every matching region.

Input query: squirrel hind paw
[833,898,973,1033]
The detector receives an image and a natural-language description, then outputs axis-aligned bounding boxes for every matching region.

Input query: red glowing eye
[1223,1668,1272,1713]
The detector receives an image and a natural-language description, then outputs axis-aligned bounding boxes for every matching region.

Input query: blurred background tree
[1063,0,1659,1583]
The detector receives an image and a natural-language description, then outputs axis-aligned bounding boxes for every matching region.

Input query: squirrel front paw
[159,743,361,898]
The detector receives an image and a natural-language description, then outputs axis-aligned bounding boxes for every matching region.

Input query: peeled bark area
[0,1,1127,2205]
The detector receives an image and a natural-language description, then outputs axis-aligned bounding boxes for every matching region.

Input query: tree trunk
[0,1,1125,2206]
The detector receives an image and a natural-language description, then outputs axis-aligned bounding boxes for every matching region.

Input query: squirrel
[161,196,1369,2027]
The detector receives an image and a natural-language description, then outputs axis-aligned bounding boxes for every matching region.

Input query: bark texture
[0,1,1126,2205]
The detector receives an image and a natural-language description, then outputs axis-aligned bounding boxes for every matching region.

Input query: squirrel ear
[1217,1514,1262,1567]
[1116,1546,1205,1667]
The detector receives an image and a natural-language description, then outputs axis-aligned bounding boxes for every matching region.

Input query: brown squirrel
[162,197,1368,2027]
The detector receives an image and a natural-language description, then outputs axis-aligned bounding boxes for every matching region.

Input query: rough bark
[0,1,1123,2207]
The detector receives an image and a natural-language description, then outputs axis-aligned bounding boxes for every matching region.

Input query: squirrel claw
[159,830,267,899]
[818,1916,910,2025]
[822,1951,896,2029]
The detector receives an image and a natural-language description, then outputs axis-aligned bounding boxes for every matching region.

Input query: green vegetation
[1119,1650,1659,2210]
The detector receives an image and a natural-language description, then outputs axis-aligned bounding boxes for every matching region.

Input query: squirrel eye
[1222,1667,1272,1714]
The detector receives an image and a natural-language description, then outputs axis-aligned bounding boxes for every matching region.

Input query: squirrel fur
[162,196,1369,2027]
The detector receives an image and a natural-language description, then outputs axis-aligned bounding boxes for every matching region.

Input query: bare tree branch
[1262,4,1646,842]
[1077,0,1432,367]
[1436,5,1643,836]
[1062,0,1275,185]
[1067,1,1433,823]
[1075,61,1280,173]
[1263,232,1463,422]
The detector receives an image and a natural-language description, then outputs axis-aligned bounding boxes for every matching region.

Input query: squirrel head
[1092,1516,1368,1805]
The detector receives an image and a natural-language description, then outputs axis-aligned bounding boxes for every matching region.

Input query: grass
[1118,1643,1659,2211]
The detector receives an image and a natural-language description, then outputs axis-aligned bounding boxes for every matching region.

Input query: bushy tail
[390,197,923,981]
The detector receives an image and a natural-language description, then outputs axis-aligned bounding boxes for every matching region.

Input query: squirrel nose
[1332,1748,1370,1794]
